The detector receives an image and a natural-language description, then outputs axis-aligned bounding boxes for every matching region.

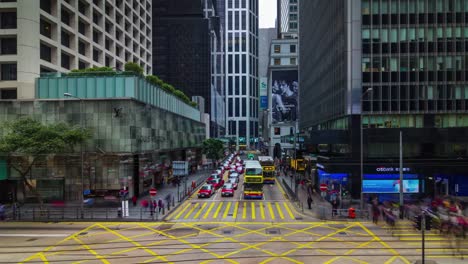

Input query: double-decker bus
[243,160,263,199]
[258,156,275,184]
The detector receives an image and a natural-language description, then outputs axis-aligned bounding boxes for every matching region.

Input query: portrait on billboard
[271,70,298,123]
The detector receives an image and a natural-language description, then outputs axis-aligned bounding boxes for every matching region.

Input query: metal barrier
[281,179,298,201]
[314,206,369,220]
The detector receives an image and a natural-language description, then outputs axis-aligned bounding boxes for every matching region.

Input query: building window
[61,53,70,69]
[290,58,296,65]
[274,45,280,53]
[61,31,70,47]
[1,63,17,80]
[290,45,296,53]
[78,60,87,69]
[78,40,86,55]
[78,20,86,35]
[93,30,100,44]
[289,22,298,30]
[274,58,281,65]
[40,0,52,14]
[93,48,100,62]
[78,0,88,16]
[289,14,297,21]
[40,19,52,38]
[274,127,280,135]
[40,43,52,62]
[0,12,16,29]
[61,9,71,26]
[0,38,16,54]
[0,89,17,99]
[289,5,298,12]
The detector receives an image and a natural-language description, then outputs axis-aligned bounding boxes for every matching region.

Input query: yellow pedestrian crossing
[167,201,298,221]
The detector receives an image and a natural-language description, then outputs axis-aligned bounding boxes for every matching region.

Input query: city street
[2,221,467,263]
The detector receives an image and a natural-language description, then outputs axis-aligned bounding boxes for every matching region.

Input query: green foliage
[68,67,116,76]
[124,62,143,75]
[202,138,224,161]
[0,117,90,156]
[189,101,198,107]
[145,75,164,86]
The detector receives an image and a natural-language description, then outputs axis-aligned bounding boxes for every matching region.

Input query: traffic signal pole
[421,211,426,264]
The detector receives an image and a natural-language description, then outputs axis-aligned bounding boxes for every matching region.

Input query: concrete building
[0,73,205,202]
[0,0,152,100]
[258,28,276,147]
[268,38,298,156]
[300,0,468,199]
[276,0,298,39]
[224,0,259,148]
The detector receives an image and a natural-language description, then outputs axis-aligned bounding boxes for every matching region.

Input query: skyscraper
[0,0,152,99]
[225,0,259,148]
[277,0,299,39]
[300,0,468,198]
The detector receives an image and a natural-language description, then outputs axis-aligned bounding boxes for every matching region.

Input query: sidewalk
[4,170,211,222]
[278,174,331,220]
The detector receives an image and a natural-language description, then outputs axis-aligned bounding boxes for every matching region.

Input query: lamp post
[360,88,373,210]
[64,92,84,218]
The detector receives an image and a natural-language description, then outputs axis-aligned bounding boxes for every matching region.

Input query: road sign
[149,188,157,196]
[173,161,189,176]
[320,184,328,192]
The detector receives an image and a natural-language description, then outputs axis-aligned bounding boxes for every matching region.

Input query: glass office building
[300,0,468,199]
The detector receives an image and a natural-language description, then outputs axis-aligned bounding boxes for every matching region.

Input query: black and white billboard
[271,70,298,123]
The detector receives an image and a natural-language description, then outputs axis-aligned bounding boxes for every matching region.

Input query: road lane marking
[275,202,285,219]
[232,202,239,218]
[193,202,207,219]
[282,202,295,219]
[213,202,224,218]
[203,202,216,219]
[260,203,266,220]
[174,202,192,220]
[73,236,110,264]
[223,202,232,218]
[184,203,199,219]
[242,202,247,219]
[267,202,275,220]
[0,234,68,237]
[251,202,256,220]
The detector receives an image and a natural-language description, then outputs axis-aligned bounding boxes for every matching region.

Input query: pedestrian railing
[4,206,167,222]
[315,206,369,220]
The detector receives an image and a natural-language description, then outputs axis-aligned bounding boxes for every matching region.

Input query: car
[215,169,223,175]
[221,183,235,197]
[227,178,238,190]
[198,185,214,198]
[207,173,221,183]
[229,172,239,178]
[230,164,236,170]
[208,178,224,189]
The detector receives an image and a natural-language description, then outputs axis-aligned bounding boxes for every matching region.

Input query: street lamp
[64,93,84,218]
[360,88,373,211]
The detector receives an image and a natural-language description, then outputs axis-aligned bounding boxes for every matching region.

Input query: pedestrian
[158,199,163,213]
[132,195,137,206]
[331,200,338,217]
[307,196,313,210]
[149,200,155,216]
[0,203,5,221]
[152,200,157,215]
[372,203,380,224]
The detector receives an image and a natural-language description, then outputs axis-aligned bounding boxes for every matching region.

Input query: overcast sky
[259,0,277,28]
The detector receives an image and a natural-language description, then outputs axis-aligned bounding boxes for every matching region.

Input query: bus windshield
[245,168,262,175]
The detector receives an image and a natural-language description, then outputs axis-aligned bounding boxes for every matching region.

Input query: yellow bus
[258,156,275,184]
[243,160,263,199]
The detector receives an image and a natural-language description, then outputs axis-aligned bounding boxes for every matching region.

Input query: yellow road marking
[98,224,171,263]
[232,202,239,218]
[184,203,199,219]
[223,202,232,218]
[213,202,224,218]
[251,202,256,220]
[72,237,110,264]
[193,202,207,219]
[38,253,49,264]
[242,202,247,219]
[174,202,192,220]
[275,202,284,219]
[283,202,295,219]
[323,238,376,264]
[260,203,266,219]
[267,202,275,220]
[358,223,411,264]
[203,202,216,219]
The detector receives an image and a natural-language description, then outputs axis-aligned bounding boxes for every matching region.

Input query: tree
[0,118,90,205]
[124,62,143,75]
[202,139,224,165]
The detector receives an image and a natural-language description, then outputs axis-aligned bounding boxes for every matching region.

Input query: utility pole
[399,130,404,219]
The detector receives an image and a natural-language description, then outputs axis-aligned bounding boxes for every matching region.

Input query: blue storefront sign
[362,179,419,193]
[260,96,268,109]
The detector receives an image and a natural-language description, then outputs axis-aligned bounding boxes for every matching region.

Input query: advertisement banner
[260,96,268,109]
[271,70,298,123]
[362,179,419,193]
